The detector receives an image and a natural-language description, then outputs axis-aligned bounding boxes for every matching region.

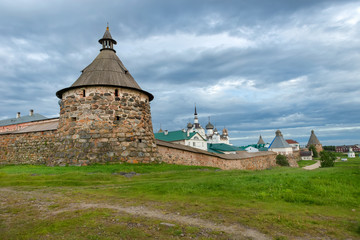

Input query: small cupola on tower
[98,24,117,52]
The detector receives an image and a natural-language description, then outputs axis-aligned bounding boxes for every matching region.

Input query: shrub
[309,145,318,158]
[320,151,336,168]
[276,154,289,166]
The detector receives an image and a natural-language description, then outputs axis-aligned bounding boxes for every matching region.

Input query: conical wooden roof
[307,130,321,146]
[257,135,265,145]
[56,27,153,101]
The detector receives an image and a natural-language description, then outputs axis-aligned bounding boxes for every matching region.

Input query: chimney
[16,112,21,118]
[29,109,34,116]
[164,130,168,135]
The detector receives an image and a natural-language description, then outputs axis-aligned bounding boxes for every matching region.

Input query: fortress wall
[1,126,287,171]
[156,140,278,170]
[0,130,57,165]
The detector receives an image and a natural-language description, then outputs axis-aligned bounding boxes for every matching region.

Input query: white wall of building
[269,147,293,155]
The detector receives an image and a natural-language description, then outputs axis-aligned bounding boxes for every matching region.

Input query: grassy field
[0,157,359,239]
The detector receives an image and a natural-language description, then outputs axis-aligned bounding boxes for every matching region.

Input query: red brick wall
[0,118,58,133]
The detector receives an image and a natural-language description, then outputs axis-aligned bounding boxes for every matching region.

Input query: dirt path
[69,202,270,240]
[302,160,320,170]
[0,188,270,240]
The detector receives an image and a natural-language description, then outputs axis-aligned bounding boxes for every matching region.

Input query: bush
[309,145,319,158]
[276,154,289,166]
[320,151,336,168]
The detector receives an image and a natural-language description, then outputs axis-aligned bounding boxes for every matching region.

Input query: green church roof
[207,143,243,153]
[154,130,197,142]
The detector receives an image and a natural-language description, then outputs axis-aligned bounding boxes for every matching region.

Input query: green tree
[320,151,336,168]
[323,146,336,151]
[276,154,289,166]
[309,145,318,158]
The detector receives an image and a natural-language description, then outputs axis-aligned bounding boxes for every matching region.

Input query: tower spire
[194,103,198,124]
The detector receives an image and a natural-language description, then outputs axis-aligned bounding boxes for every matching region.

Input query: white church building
[154,106,230,151]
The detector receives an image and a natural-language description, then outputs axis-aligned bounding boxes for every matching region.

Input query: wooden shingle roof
[56,27,153,101]
[307,130,321,146]
[257,135,265,145]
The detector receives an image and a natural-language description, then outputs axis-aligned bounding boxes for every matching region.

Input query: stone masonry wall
[0,130,57,165]
[287,151,300,167]
[52,86,159,165]
[157,140,278,170]
[1,128,285,171]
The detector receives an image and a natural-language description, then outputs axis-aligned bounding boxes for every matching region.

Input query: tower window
[82,89,86,97]
[115,89,119,97]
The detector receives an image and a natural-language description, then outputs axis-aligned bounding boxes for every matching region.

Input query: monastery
[0,26,294,170]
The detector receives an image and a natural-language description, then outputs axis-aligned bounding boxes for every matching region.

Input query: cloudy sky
[0,0,359,146]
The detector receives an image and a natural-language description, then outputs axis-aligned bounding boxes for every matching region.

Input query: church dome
[206,122,214,129]
[222,127,228,136]
[187,122,193,128]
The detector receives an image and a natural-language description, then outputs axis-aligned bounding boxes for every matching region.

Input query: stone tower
[52,26,159,165]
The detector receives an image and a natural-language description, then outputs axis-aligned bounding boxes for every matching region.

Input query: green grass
[0,158,359,239]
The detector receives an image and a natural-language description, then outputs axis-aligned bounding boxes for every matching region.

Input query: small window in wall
[82,89,86,97]
[193,142,196,147]
[116,116,120,121]
[138,139,142,143]
[71,117,76,122]
[115,89,119,97]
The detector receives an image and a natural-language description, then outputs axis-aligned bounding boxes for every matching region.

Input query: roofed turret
[56,25,153,101]
[269,130,291,148]
[257,135,265,145]
[307,130,321,146]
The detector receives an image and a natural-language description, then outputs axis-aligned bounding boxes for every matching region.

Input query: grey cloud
[0,0,359,146]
